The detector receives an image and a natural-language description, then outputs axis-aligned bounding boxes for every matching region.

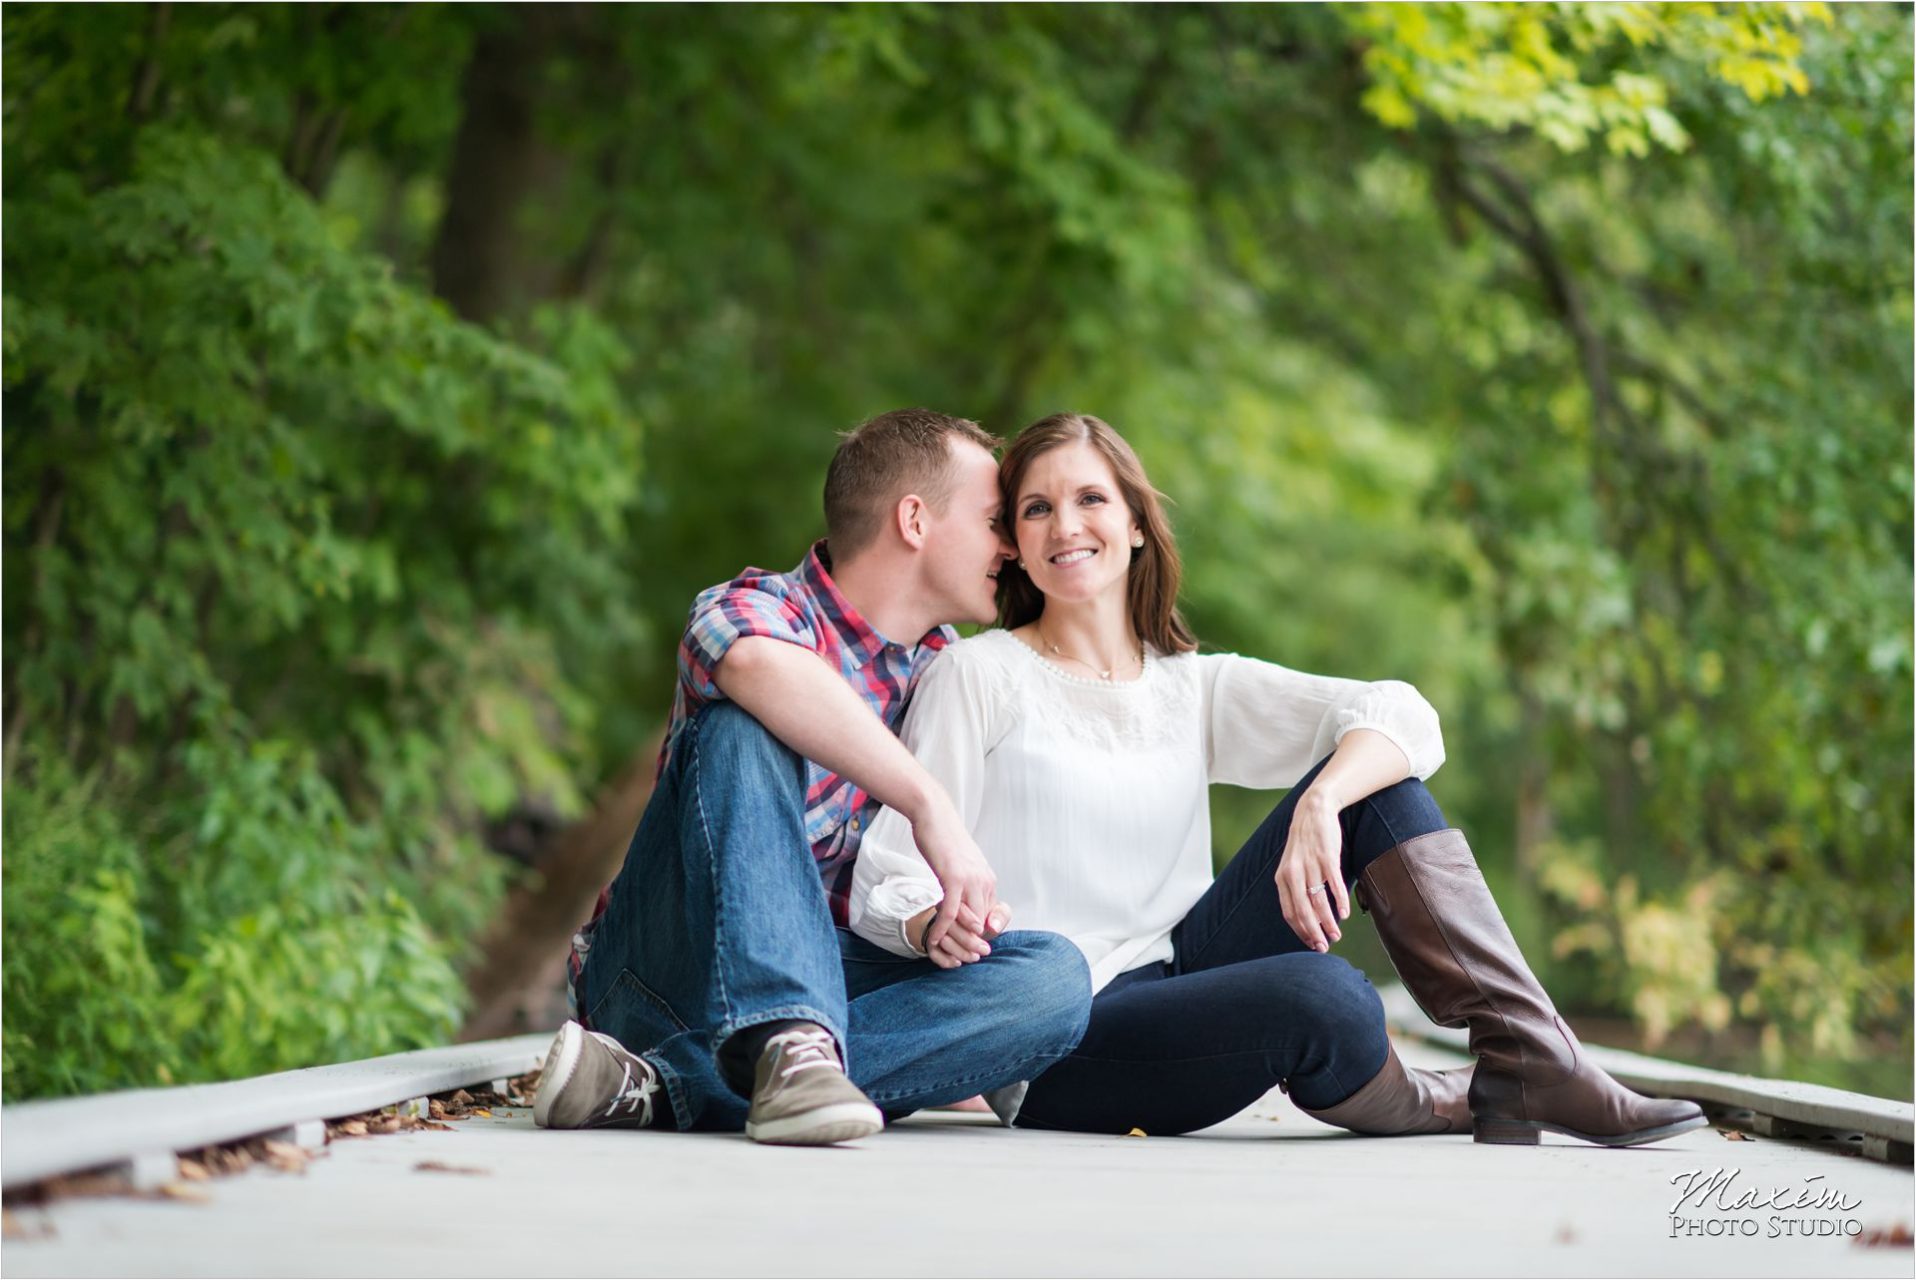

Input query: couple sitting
[532,408,1705,1148]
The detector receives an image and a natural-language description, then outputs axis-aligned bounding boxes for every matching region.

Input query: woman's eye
[1023,502,1049,518]
[1081,493,1106,506]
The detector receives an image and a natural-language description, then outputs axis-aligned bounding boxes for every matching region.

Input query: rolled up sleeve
[1199,654,1445,788]
[678,584,818,703]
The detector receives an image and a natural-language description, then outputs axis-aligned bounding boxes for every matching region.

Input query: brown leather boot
[1299,1041,1473,1135]
[1356,829,1708,1147]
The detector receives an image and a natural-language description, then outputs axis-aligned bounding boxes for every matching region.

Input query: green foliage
[1,742,467,1097]
[3,104,641,1096]
[3,2,1907,1099]
[1349,2,1830,154]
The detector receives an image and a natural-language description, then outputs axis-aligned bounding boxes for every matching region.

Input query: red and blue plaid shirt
[568,541,954,1010]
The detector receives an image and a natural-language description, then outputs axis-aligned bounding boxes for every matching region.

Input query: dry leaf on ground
[1856,1223,1914,1249]
[156,1183,211,1203]
[413,1161,490,1176]
[2,1208,55,1241]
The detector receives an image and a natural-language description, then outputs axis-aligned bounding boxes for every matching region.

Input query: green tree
[4,2,1905,1099]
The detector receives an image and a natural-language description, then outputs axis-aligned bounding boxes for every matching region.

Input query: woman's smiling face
[1012,441,1141,609]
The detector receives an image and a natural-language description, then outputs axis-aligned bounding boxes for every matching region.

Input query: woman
[851,412,1706,1145]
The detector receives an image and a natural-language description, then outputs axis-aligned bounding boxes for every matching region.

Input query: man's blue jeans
[577,702,1092,1131]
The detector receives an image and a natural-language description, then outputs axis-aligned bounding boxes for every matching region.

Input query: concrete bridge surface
[5,1040,1911,1278]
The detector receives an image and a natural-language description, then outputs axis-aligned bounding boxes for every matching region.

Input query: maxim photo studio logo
[1668,1168,1864,1239]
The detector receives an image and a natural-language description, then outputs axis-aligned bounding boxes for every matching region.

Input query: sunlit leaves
[1348,3,1830,153]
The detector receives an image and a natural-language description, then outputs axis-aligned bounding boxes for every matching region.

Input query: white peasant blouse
[849,629,1445,993]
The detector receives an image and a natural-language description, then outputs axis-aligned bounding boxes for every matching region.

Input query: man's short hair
[824,409,1000,559]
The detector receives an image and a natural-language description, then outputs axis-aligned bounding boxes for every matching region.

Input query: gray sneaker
[533,1020,663,1130]
[743,1025,883,1145]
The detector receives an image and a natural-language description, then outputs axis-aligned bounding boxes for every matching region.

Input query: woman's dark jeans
[1016,756,1448,1135]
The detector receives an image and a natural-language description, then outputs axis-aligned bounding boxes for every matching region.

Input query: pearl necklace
[1037,623,1143,682]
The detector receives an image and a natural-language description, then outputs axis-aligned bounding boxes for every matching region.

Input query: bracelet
[918,915,937,956]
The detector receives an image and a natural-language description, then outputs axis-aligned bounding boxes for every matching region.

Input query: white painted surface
[1,1036,549,1190]
[266,1121,329,1151]
[7,1042,1911,1278]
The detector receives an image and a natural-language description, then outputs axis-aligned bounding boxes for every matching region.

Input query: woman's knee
[1350,776,1447,851]
[1291,954,1387,1049]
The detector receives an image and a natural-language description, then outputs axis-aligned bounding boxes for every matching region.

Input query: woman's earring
[1131,533,1144,548]
[1017,558,1026,569]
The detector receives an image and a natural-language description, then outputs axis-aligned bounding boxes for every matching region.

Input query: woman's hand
[1275,786,1349,952]
[908,902,1012,970]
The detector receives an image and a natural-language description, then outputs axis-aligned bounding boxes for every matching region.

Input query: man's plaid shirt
[568,541,954,1012]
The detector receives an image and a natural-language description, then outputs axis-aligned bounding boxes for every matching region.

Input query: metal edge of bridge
[0,1033,551,1191]
[1379,985,1914,1162]
[4,993,1910,1193]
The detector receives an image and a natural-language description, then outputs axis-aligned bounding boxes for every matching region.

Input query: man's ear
[894,494,929,550]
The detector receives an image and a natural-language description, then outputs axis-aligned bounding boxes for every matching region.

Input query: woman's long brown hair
[995,412,1198,654]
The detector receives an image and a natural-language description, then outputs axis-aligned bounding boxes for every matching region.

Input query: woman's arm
[1197,653,1444,789]
[1195,653,1444,951]
[1277,727,1407,952]
[848,645,1007,967]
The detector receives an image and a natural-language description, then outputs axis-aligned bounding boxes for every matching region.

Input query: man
[534,408,1092,1144]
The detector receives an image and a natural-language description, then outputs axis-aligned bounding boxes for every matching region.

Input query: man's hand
[712,638,1010,954]
[908,901,1012,970]
[908,798,1002,952]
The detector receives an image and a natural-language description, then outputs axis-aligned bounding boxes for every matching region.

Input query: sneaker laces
[602,1055,659,1126]
[767,1028,841,1080]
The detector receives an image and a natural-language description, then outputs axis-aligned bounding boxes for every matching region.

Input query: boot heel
[1474,1118,1540,1145]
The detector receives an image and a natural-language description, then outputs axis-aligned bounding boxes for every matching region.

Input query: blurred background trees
[4,2,1908,1100]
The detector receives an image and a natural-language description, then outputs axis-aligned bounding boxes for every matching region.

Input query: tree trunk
[1513,685,1554,892]
[429,4,582,324]
[458,731,663,1041]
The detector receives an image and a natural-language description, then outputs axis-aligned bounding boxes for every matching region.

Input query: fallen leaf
[175,1159,210,1182]
[2,1208,54,1241]
[156,1182,210,1203]
[1856,1223,1914,1249]
[1125,1128,1148,1138]
[450,1089,474,1106]
[472,1108,492,1118]
[413,1161,490,1176]
[1718,1129,1754,1141]
[336,1119,368,1138]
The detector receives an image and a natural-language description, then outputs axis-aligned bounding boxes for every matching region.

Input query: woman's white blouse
[850,629,1445,993]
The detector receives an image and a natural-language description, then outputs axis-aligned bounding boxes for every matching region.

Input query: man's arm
[713,636,999,952]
